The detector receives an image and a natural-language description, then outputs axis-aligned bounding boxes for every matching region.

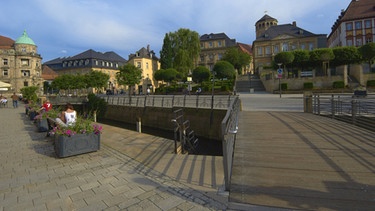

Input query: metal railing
[101,94,235,110]
[313,93,375,131]
[220,95,240,191]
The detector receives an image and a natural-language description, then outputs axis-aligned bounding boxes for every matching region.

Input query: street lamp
[210,71,216,125]
[277,63,283,98]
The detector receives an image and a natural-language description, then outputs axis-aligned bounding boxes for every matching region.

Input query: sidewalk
[0,105,229,210]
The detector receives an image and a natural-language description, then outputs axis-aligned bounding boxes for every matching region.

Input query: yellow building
[0,30,43,94]
[127,45,160,94]
[252,15,327,75]
[44,49,127,93]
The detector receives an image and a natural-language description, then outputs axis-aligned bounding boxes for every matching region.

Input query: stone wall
[103,105,226,141]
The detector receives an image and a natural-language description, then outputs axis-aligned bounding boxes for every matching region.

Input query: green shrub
[367,80,375,87]
[333,81,345,89]
[281,83,288,90]
[304,82,313,89]
[221,85,229,91]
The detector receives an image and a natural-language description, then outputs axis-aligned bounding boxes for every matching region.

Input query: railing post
[144,95,147,107]
[331,94,335,118]
[352,99,357,125]
[196,95,199,109]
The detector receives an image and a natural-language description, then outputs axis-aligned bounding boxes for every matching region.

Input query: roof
[70,49,127,62]
[0,35,14,49]
[254,23,322,41]
[341,0,375,21]
[42,65,59,80]
[15,30,36,46]
[237,43,252,55]
[128,45,159,60]
[200,33,230,41]
[255,14,278,24]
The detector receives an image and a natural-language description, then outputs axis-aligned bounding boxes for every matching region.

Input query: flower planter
[37,119,49,132]
[54,133,100,158]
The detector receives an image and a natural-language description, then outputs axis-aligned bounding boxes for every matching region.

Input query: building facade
[44,49,127,93]
[252,15,327,74]
[127,45,160,95]
[197,33,237,71]
[0,31,43,94]
[328,0,375,48]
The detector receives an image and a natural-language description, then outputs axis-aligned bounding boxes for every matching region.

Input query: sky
[1,0,352,63]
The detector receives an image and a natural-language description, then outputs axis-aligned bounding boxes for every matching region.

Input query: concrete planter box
[37,119,49,132]
[54,133,100,158]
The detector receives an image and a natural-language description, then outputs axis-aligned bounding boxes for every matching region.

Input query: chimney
[292,21,297,27]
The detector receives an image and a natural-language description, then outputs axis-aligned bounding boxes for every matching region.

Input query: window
[274,45,279,54]
[21,59,29,66]
[346,22,353,31]
[282,43,288,51]
[209,54,214,61]
[265,46,271,55]
[21,70,30,76]
[209,42,213,47]
[137,62,141,68]
[21,47,26,52]
[356,37,362,46]
[347,39,353,46]
[24,81,28,87]
[301,44,306,50]
[146,62,149,69]
[366,36,373,44]
[257,47,263,55]
[3,59,8,65]
[200,43,204,48]
[218,53,223,60]
[355,21,362,30]
[309,43,314,51]
[200,55,205,62]
[217,41,222,47]
[3,69,8,76]
[365,20,372,29]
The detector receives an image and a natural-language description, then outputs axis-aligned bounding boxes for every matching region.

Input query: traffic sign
[277,68,283,74]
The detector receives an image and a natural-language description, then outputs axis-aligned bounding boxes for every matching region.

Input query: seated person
[55,103,77,127]
[0,96,7,106]
[41,99,52,112]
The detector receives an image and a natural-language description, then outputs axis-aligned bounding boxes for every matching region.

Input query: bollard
[93,111,97,122]
[136,117,141,133]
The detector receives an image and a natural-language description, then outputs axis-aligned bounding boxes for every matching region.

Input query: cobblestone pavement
[0,106,231,211]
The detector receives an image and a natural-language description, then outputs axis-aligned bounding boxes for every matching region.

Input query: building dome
[15,30,36,45]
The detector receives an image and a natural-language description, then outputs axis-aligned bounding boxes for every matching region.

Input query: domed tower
[13,30,42,93]
[255,15,278,38]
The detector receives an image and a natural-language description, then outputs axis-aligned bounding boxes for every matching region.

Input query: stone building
[44,49,127,93]
[0,30,43,94]
[127,45,160,95]
[252,15,327,75]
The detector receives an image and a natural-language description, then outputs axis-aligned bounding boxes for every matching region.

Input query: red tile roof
[42,65,59,80]
[0,35,14,49]
[341,0,375,21]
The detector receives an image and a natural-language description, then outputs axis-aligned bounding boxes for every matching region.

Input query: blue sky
[1,0,351,63]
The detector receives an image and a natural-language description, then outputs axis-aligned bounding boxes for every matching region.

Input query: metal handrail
[101,94,235,110]
[313,93,375,131]
[220,96,241,191]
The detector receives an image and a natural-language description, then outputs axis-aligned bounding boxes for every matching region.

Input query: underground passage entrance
[99,118,223,156]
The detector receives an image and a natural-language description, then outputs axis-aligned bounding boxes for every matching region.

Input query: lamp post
[210,71,216,125]
[277,63,282,98]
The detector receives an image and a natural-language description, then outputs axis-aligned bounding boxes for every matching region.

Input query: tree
[20,86,39,102]
[116,64,143,96]
[85,71,110,91]
[160,28,200,77]
[192,66,210,84]
[154,68,179,83]
[213,61,236,80]
[221,47,251,74]
[331,46,361,67]
[309,48,335,76]
[274,52,295,77]
[159,33,173,69]
[292,50,310,70]
[51,74,76,90]
[358,42,375,71]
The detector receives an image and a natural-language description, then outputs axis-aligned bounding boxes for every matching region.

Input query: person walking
[11,92,19,108]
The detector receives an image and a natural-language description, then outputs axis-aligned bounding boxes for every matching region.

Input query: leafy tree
[292,50,310,70]
[358,42,375,71]
[116,64,142,96]
[274,51,295,68]
[85,71,110,91]
[213,61,236,80]
[20,86,39,102]
[192,66,210,84]
[154,68,179,83]
[160,28,200,77]
[159,33,173,69]
[309,48,335,76]
[332,46,361,67]
[51,74,76,90]
[221,47,251,74]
